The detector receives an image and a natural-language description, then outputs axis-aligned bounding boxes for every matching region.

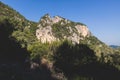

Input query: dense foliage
[53,40,120,80]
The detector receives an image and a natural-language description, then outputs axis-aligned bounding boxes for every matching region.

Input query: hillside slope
[36,14,119,59]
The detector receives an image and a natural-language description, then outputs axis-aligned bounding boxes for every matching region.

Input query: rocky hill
[36,14,91,44]
[1,1,120,80]
[35,14,118,58]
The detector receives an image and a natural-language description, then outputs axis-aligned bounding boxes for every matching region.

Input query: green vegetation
[53,40,120,80]
[28,42,50,60]
[0,1,38,48]
[80,36,115,57]
[52,22,70,39]
[51,20,78,39]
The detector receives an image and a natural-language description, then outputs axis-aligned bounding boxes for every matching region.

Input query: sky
[1,0,120,45]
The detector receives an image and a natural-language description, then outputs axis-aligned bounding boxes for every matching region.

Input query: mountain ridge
[110,45,120,48]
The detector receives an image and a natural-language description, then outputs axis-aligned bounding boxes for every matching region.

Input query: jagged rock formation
[36,26,57,43]
[36,14,91,43]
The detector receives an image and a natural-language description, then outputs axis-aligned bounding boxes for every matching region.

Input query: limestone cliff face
[36,26,57,43]
[36,14,91,43]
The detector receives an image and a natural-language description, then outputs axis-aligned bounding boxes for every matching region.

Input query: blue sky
[1,0,120,45]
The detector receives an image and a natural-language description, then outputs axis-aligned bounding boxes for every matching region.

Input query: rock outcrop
[36,26,57,43]
[36,14,91,43]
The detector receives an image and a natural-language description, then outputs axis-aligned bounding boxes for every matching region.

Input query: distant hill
[110,45,120,49]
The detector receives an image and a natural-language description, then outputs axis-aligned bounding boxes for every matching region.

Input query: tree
[53,40,97,75]
[0,18,29,80]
